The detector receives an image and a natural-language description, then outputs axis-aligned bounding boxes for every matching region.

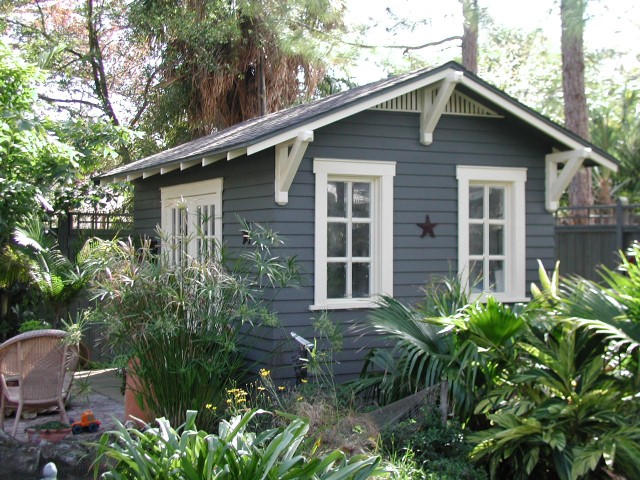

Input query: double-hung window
[457,166,527,302]
[160,178,223,263]
[313,159,395,310]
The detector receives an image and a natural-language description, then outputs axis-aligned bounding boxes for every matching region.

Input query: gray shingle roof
[99,61,617,181]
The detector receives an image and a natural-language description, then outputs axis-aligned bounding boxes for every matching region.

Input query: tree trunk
[561,0,593,212]
[257,53,267,117]
[461,0,479,74]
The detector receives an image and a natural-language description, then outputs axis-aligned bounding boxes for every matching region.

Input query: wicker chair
[0,329,79,437]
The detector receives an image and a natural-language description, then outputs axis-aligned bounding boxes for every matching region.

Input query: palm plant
[355,274,529,425]
[469,255,640,479]
[556,245,640,396]
[12,215,91,326]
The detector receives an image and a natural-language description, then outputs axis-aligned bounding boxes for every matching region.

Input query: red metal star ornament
[416,215,438,238]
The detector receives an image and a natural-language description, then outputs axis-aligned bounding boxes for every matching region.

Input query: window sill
[309,300,381,311]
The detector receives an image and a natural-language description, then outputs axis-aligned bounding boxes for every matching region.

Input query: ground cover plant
[380,406,486,480]
[94,409,381,480]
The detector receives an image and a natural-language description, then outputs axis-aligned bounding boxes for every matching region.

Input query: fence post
[616,199,624,252]
[439,380,448,425]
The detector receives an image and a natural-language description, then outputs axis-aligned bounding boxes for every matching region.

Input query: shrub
[17,319,51,332]
[86,221,299,432]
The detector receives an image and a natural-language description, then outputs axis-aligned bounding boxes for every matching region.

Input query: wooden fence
[56,210,133,260]
[555,202,640,281]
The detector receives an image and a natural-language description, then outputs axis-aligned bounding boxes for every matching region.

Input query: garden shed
[98,61,618,381]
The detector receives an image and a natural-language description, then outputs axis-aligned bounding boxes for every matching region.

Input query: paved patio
[2,368,124,442]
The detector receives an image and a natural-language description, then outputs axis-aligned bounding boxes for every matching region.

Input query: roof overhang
[98,63,618,188]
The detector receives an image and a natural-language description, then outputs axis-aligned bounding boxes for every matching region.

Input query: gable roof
[98,61,617,183]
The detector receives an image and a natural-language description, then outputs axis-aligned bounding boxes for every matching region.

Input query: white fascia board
[246,69,454,156]
[459,77,618,172]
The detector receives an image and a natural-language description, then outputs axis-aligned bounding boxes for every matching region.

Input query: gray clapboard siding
[131,107,555,383]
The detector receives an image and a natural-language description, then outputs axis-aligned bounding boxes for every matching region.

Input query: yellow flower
[278,386,286,391]
[296,396,303,401]
[205,403,212,409]
[257,386,266,391]
[226,399,232,404]
[259,368,271,377]
[301,379,308,383]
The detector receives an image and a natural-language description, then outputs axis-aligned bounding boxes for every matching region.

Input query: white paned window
[161,178,223,263]
[457,166,527,302]
[313,159,396,310]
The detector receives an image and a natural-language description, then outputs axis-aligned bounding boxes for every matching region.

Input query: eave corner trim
[420,70,463,145]
[275,130,314,205]
[545,148,591,212]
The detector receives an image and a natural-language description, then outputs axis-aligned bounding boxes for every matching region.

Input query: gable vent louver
[372,88,503,118]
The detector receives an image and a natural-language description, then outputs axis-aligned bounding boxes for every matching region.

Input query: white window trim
[312,159,396,310]
[457,166,528,303]
[160,178,223,259]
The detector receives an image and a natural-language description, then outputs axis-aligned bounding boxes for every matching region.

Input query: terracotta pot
[26,427,72,445]
[123,358,153,427]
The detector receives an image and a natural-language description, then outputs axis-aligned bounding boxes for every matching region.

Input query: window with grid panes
[313,159,395,310]
[160,178,223,263]
[457,166,527,302]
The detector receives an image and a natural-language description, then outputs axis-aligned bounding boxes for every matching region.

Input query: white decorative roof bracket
[202,153,225,166]
[420,71,463,145]
[160,164,179,175]
[275,130,314,205]
[227,148,247,160]
[142,168,160,179]
[545,147,591,212]
[180,158,201,170]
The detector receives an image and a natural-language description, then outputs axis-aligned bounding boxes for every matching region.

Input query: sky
[343,0,640,84]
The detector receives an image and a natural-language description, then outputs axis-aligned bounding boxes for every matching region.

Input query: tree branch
[129,67,159,127]
[38,94,101,109]
[345,35,463,52]
[5,18,85,61]
[86,0,120,126]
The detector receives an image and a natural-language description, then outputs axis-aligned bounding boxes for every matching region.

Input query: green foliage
[86,222,299,432]
[356,276,529,425]
[17,319,51,333]
[361,260,640,479]
[381,407,486,480]
[0,40,79,245]
[128,0,346,145]
[353,274,471,406]
[11,215,92,326]
[466,256,640,480]
[95,409,381,480]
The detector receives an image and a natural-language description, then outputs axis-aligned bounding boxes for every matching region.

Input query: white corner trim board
[274,130,315,205]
